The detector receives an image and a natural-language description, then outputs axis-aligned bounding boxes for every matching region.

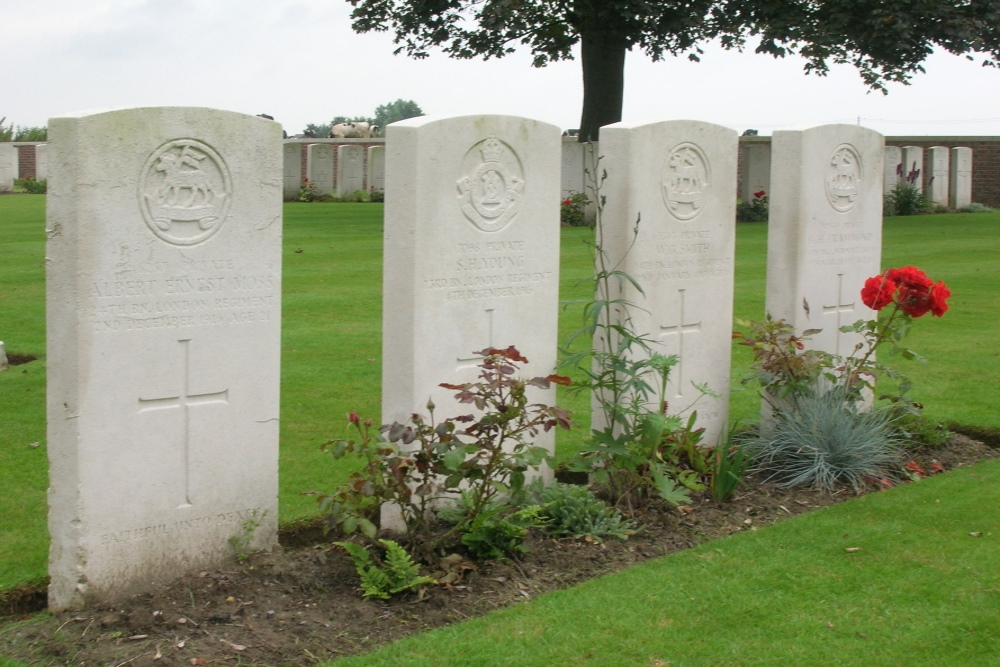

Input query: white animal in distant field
[330,122,357,138]
[370,124,381,138]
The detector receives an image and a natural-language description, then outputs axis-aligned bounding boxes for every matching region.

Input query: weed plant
[535,482,637,542]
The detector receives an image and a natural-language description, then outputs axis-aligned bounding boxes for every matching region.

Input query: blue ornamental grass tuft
[745,391,905,492]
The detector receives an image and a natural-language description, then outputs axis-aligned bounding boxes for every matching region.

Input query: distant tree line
[303,99,423,138]
[0,117,47,141]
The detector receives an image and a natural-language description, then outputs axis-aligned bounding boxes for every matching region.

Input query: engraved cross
[822,273,856,356]
[138,339,229,507]
[658,290,702,397]
[457,308,496,370]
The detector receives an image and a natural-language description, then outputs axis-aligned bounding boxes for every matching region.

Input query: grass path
[330,457,1000,666]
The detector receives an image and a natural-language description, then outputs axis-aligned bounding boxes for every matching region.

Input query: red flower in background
[754,190,766,199]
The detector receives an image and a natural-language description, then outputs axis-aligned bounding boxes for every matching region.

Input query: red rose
[861,275,897,310]
[754,190,766,199]
[928,281,951,317]
[885,266,932,290]
[897,284,932,317]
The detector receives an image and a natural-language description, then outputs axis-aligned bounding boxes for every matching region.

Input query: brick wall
[16,144,37,179]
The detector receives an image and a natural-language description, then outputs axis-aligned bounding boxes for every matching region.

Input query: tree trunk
[578,29,628,142]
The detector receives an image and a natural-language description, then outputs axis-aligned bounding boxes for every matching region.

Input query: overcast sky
[5,0,1000,138]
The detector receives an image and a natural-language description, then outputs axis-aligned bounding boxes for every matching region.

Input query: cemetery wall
[736,136,1000,207]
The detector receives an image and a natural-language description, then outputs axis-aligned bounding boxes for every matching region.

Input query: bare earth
[1,434,995,667]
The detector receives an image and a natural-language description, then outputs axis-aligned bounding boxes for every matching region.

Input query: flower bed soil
[1,434,995,666]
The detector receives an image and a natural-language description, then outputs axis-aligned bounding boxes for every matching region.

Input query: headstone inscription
[928,146,950,206]
[283,142,303,200]
[381,115,561,528]
[307,143,335,196]
[766,124,884,365]
[46,107,282,611]
[336,144,364,197]
[949,147,973,209]
[598,120,738,445]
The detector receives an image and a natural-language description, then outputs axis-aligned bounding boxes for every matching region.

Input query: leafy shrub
[736,190,768,222]
[957,202,994,213]
[536,482,636,542]
[369,187,385,203]
[298,178,320,202]
[457,505,546,561]
[884,182,929,216]
[335,539,436,600]
[560,191,590,226]
[14,177,46,194]
[743,390,905,493]
[709,435,751,503]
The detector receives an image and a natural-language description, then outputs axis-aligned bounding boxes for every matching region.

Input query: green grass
[330,457,1000,666]
[1,195,998,593]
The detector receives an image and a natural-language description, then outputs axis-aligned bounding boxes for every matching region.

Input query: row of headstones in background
[281,141,386,199]
[46,107,283,611]
[44,107,883,611]
[883,145,973,208]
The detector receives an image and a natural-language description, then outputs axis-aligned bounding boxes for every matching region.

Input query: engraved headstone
[883,146,902,194]
[740,142,771,203]
[949,147,973,209]
[307,143,335,196]
[46,107,282,610]
[928,146,950,206]
[336,145,364,197]
[902,146,924,193]
[0,143,15,193]
[766,124,883,365]
[367,145,385,192]
[283,142,303,200]
[599,120,738,445]
[381,115,561,528]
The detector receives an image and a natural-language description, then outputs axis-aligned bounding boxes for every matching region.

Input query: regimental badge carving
[139,139,232,246]
[662,143,710,220]
[826,144,862,212]
[457,136,524,232]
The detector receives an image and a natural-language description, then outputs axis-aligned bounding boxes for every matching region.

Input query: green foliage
[458,505,546,561]
[13,178,46,194]
[743,389,906,493]
[310,347,572,553]
[373,99,424,128]
[228,510,267,563]
[536,482,636,542]
[957,202,994,214]
[0,118,46,142]
[709,434,750,503]
[734,316,836,401]
[298,178,321,202]
[335,539,436,600]
[736,190,768,222]
[560,191,590,226]
[884,182,929,216]
[895,413,952,449]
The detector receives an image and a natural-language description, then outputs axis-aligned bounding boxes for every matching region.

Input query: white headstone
[599,120,738,445]
[0,143,15,193]
[740,142,771,202]
[949,147,973,209]
[336,145,364,197]
[367,145,385,192]
[283,142,303,200]
[306,143,335,196]
[766,124,884,363]
[561,137,587,199]
[46,107,282,610]
[382,115,561,527]
[883,146,901,194]
[928,146,950,206]
[901,146,924,193]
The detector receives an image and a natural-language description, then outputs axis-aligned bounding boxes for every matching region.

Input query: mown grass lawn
[1,194,998,593]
